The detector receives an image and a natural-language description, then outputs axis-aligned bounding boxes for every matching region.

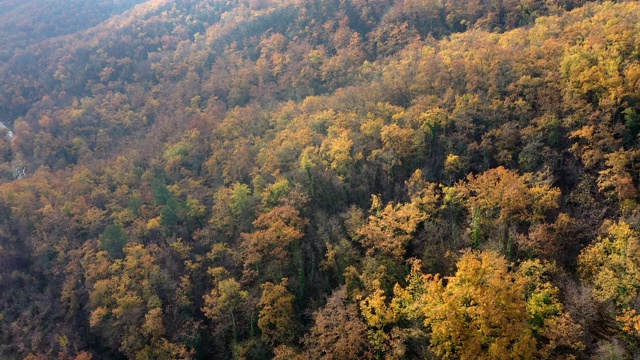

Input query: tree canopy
[1,0,640,359]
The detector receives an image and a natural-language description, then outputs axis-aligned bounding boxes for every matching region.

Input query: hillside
[1,0,640,359]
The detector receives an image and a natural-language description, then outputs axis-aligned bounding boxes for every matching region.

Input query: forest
[1,0,640,358]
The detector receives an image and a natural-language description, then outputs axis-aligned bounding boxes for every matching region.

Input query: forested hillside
[1,0,640,358]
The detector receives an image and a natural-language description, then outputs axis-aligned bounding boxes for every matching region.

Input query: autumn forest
[1,0,640,358]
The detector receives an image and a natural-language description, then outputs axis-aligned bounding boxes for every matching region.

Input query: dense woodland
[1,0,640,358]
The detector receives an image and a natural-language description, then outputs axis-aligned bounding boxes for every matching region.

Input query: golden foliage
[258,278,297,345]
[458,166,560,223]
[579,221,640,306]
[358,195,427,258]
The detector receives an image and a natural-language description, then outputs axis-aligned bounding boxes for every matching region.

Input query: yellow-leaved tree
[357,194,427,258]
[202,277,248,345]
[258,278,298,346]
[388,251,584,359]
[579,221,640,337]
[456,167,560,249]
[420,251,536,359]
[85,244,191,359]
[241,201,308,282]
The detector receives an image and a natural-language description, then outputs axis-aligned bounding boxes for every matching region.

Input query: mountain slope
[1,0,640,359]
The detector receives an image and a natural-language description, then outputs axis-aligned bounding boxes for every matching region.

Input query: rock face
[0,121,12,139]
[0,121,25,179]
